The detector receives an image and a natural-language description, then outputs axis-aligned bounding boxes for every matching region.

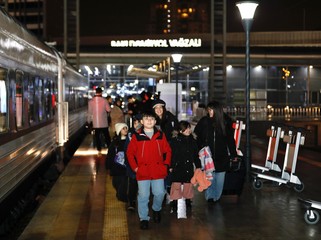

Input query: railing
[226,106,321,121]
[186,103,321,122]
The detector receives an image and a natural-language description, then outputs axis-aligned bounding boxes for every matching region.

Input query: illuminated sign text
[111,38,201,48]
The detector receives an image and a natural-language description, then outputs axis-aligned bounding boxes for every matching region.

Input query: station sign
[110,38,201,48]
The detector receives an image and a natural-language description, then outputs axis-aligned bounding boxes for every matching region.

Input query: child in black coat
[169,121,202,218]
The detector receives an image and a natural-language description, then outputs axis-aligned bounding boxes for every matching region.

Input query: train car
[0,8,88,232]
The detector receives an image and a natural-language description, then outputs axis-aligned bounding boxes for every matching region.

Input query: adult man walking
[87,87,111,155]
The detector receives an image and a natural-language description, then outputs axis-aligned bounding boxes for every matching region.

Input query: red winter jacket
[126,127,172,181]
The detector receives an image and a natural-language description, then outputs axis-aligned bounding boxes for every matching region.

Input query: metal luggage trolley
[252,128,305,192]
[251,125,283,174]
[298,198,321,224]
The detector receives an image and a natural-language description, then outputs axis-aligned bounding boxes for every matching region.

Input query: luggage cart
[298,198,321,224]
[252,129,305,192]
[251,126,283,173]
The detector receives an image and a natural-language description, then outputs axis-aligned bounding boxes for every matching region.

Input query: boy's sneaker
[140,220,149,230]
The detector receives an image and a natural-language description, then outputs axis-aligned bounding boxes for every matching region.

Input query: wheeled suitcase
[223,157,246,196]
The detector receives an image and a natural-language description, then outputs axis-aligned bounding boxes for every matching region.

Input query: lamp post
[171,53,182,118]
[236,1,258,181]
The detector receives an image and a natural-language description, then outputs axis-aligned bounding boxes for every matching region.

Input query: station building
[53,31,321,110]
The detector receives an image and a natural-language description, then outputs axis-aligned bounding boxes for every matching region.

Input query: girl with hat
[152,99,179,142]
[105,123,129,202]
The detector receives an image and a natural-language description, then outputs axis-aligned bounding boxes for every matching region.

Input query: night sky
[79,0,151,36]
[77,0,321,36]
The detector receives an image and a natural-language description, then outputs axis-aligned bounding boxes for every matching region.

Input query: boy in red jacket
[126,111,172,230]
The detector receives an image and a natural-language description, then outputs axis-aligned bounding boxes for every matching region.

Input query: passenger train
[0,8,88,229]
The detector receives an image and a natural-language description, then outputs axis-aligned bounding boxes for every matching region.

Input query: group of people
[87,87,238,230]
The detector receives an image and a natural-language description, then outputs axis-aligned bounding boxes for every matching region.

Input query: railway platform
[17,131,321,240]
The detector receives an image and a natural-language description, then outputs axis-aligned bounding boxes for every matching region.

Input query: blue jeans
[205,171,226,201]
[137,179,166,221]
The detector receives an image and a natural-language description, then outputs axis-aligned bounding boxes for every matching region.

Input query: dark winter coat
[126,127,172,181]
[105,138,127,176]
[170,134,202,183]
[156,110,179,142]
[194,114,237,172]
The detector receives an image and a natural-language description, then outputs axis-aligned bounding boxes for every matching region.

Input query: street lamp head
[171,53,183,64]
[236,1,258,20]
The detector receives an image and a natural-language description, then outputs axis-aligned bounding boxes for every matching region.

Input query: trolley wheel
[294,183,305,192]
[304,210,320,225]
[252,179,263,190]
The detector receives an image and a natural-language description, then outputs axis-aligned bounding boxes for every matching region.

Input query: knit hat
[152,99,166,108]
[115,123,128,136]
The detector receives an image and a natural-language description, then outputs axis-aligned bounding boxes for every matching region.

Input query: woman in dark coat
[169,121,201,215]
[152,99,179,142]
[194,101,237,203]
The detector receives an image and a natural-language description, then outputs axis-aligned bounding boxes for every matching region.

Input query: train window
[44,79,52,119]
[0,68,8,133]
[65,84,69,104]
[68,85,75,111]
[52,81,57,116]
[15,71,23,129]
[8,69,22,132]
[35,77,45,122]
[22,73,30,128]
[27,76,36,125]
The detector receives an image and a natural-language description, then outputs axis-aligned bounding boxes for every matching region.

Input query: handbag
[228,156,242,172]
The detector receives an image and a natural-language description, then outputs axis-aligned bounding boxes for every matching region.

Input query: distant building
[149,0,211,34]
[0,0,45,39]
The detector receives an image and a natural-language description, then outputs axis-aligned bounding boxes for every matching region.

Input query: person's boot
[170,200,177,213]
[186,199,192,209]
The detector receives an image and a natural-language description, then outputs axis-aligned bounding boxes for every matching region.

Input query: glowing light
[85,66,93,75]
[74,148,108,156]
[282,67,290,79]
[236,2,258,19]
